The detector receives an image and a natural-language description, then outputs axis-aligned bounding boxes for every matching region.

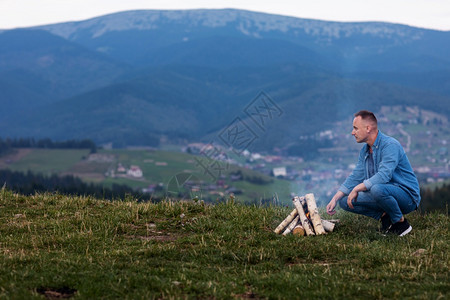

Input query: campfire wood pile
[274,193,337,236]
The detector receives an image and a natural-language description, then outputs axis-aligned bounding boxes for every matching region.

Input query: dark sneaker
[380,214,392,232]
[387,218,412,236]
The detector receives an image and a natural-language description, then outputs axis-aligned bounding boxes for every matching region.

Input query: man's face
[352,116,369,143]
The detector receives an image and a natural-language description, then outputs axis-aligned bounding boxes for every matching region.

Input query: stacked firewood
[274,193,337,236]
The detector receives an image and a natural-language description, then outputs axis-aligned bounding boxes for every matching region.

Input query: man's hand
[327,191,345,215]
[347,183,367,209]
[326,199,337,215]
[347,190,358,209]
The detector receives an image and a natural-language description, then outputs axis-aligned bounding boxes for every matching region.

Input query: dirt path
[0,148,33,169]
[396,123,411,153]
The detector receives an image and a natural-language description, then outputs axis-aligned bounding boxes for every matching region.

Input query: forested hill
[1,9,449,149]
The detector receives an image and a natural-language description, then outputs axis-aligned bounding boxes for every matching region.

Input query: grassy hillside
[0,189,448,299]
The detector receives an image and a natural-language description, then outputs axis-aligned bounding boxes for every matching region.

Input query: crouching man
[326,110,420,236]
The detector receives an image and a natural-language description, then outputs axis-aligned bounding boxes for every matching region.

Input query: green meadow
[2,148,292,204]
[5,149,91,175]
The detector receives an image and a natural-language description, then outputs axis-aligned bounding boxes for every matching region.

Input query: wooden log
[328,219,340,224]
[305,193,326,235]
[282,215,300,236]
[299,196,309,217]
[299,196,307,207]
[274,208,298,234]
[321,219,336,232]
[292,224,305,236]
[293,196,315,236]
[301,194,335,233]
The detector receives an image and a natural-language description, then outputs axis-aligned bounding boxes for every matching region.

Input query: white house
[272,167,287,178]
[127,165,143,178]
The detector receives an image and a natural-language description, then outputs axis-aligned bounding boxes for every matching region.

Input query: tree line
[0,169,159,202]
[0,137,97,156]
[419,183,450,213]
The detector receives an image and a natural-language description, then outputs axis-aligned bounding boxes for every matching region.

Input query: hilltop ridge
[38,9,430,40]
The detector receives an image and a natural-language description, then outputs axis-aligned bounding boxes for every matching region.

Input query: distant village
[182,142,354,199]
[180,106,450,198]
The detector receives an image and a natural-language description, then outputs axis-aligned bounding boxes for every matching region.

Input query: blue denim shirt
[339,131,421,206]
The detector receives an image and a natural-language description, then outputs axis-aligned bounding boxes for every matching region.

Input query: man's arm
[327,182,368,213]
[347,141,402,209]
[328,147,366,214]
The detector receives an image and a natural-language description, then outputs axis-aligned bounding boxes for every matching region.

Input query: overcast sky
[1,0,449,31]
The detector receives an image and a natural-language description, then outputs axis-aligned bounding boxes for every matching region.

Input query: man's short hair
[355,110,377,125]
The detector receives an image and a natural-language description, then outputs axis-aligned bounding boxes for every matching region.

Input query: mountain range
[1,9,449,151]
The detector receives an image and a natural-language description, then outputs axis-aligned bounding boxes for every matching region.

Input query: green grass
[0,188,448,299]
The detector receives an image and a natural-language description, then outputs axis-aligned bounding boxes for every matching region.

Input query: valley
[1,105,448,207]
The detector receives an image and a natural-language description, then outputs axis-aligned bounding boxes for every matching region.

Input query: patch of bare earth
[233,284,261,299]
[36,286,76,299]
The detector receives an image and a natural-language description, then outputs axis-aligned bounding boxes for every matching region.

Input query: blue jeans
[338,184,418,223]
